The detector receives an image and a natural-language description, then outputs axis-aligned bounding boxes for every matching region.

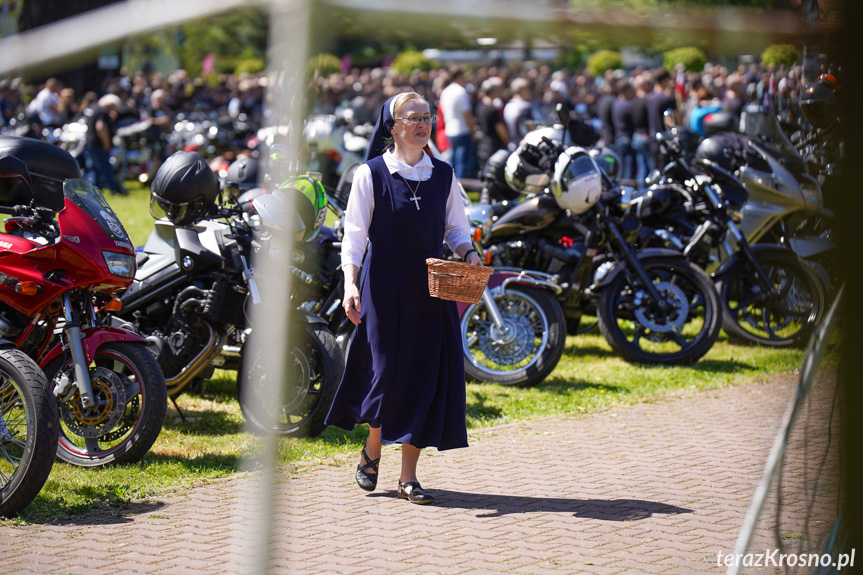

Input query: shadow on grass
[562,342,618,359]
[369,489,692,520]
[466,390,504,421]
[536,378,626,394]
[160,408,243,434]
[21,494,168,526]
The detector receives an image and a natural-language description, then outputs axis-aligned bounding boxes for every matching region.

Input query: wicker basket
[426,258,493,304]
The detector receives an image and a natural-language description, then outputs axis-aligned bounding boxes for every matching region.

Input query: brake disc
[479,311,536,366]
[60,367,127,439]
[634,282,689,334]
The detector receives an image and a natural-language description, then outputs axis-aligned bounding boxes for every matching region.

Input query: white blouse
[340,149,473,270]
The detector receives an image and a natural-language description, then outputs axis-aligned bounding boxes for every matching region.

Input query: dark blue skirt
[324,243,468,451]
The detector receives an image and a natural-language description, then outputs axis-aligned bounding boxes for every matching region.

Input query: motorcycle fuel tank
[490,192,562,237]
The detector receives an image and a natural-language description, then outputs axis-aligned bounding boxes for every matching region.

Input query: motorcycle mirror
[555,103,571,127]
[663,109,675,130]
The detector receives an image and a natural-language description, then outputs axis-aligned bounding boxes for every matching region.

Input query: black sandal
[355,447,380,492]
[397,481,435,505]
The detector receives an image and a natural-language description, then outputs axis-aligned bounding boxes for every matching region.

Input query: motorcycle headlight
[102,251,136,278]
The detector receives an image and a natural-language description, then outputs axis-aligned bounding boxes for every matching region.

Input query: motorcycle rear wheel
[597,257,721,365]
[0,349,58,517]
[238,323,343,437]
[47,342,167,467]
[462,285,566,387]
[718,249,825,348]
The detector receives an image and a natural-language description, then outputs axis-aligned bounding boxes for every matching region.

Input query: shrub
[586,50,623,78]
[663,46,708,73]
[389,50,438,76]
[761,44,799,69]
[307,53,343,78]
[235,57,266,76]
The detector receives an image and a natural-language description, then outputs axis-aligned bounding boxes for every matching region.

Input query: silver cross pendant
[410,194,422,210]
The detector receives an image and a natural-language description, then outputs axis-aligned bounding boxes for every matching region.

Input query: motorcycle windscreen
[63,178,131,242]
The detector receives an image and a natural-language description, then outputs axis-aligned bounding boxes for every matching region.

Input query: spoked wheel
[597,257,721,365]
[718,248,825,348]
[462,285,566,386]
[0,349,58,517]
[238,323,343,437]
[46,342,167,467]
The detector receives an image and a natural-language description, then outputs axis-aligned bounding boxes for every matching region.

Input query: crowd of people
[0,54,818,188]
[311,58,815,184]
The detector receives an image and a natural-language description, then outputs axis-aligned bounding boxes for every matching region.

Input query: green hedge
[663,46,707,73]
[390,50,438,76]
[586,50,623,78]
[761,44,799,68]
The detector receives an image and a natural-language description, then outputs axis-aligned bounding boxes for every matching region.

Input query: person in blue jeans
[439,68,477,179]
[84,94,127,195]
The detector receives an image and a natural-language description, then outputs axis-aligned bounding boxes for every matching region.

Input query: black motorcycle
[110,153,343,437]
[630,130,826,348]
[471,136,722,366]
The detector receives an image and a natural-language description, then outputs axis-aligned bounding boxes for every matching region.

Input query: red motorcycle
[0,136,166,467]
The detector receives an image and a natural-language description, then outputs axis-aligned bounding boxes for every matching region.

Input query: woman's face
[391,99,432,150]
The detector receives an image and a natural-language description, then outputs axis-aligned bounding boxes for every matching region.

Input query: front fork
[53,294,97,409]
[479,271,563,331]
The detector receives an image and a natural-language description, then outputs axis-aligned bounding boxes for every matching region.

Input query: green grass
[7,328,810,525]
[105,179,158,247]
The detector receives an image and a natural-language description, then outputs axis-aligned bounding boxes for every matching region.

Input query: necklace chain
[400,175,422,210]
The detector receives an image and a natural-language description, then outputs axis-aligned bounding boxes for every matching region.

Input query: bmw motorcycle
[0,136,167,468]
[110,156,342,437]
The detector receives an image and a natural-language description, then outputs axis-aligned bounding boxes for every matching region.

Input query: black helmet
[224,157,260,199]
[150,150,219,226]
[799,74,838,129]
[482,148,519,200]
[694,132,752,173]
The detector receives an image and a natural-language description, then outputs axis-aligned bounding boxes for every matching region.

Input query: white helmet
[504,142,550,195]
[552,146,602,214]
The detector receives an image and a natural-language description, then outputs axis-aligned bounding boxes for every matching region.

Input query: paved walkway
[0,373,840,575]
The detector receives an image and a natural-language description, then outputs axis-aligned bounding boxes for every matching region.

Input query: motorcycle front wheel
[462,285,566,387]
[0,349,58,517]
[46,342,167,467]
[238,323,343,437]
[718,249,825,348]
[597,257,721,365]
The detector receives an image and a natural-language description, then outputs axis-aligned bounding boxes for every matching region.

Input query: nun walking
[324,91,483,505]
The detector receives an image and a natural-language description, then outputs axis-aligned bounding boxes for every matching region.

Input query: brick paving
[0,373,840,575]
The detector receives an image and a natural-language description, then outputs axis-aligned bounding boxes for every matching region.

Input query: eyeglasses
[395,115,437,126]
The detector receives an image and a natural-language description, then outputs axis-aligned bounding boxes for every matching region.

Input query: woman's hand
[343,282,362,325]
[466,252,483,266]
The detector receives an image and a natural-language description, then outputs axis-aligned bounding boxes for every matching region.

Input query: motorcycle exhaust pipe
[160,323,228,398]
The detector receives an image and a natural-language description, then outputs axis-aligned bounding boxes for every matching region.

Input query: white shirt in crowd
[340,149,473,270]
[27,87,62,126]
[439,82,472,138]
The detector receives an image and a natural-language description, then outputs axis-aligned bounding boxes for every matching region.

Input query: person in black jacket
[611,79,636,185]
[85,94,127,196]
[646,69,681,168]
